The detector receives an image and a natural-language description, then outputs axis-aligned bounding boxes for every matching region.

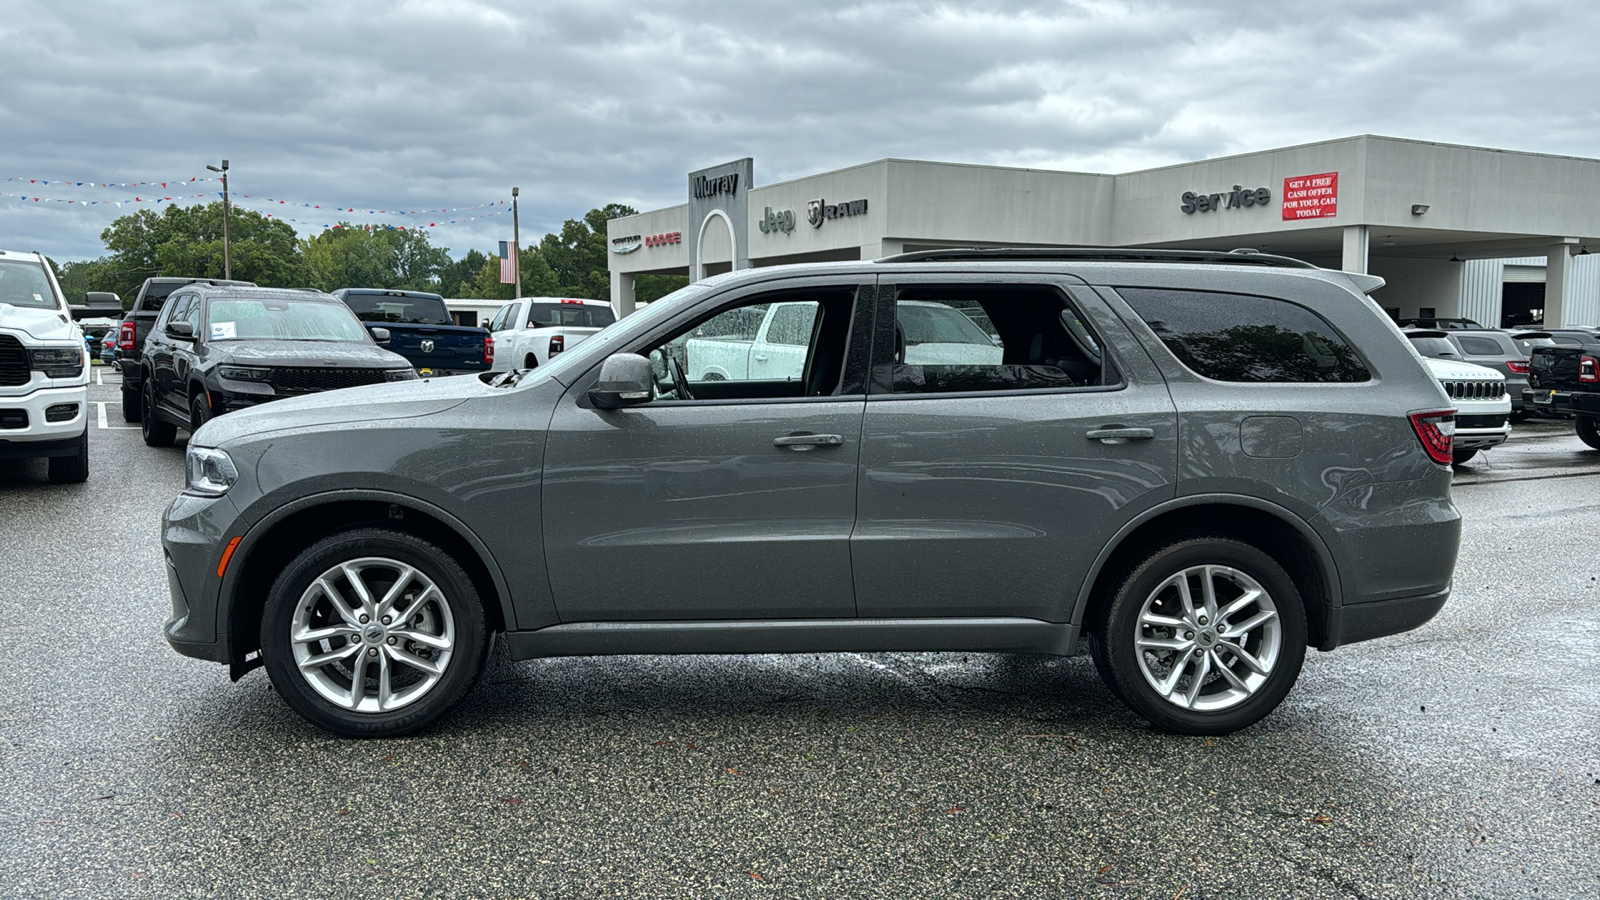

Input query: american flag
[499,240,516,284]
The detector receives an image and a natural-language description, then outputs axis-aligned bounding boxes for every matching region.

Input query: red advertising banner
[1282,172,1338,220]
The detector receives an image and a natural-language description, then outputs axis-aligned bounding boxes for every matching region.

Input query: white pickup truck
[683,299,1002,382]
[0,250,115,482]
[487,297,618,372]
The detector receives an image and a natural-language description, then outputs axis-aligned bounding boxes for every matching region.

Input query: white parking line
[95,401,137,430]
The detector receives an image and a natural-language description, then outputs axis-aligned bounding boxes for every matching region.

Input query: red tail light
[1580,356,1598,383]
[549,334,565,357]
[484,335,494,365]
[1506,360,1529,374]
[117,321,135,351]
[1409,409,1457,465]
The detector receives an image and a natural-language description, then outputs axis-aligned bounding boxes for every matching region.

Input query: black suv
[116,276,255,421]
[138,285,417,444]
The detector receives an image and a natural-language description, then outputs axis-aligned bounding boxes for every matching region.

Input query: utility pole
[206,159,231,280]
[511,186,521,298]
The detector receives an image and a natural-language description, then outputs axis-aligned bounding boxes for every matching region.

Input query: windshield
[0,259,58,310]
[206,298,371,342]
[528,303,617,328]
[342,292,450,325]
[1407,336,1460,358]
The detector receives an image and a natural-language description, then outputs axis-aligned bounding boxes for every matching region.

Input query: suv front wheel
[1091,537,1307,735]
[261,528,490,737]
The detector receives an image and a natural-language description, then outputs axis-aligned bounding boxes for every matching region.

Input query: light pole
[206,159,231,280]
[511,186,521,298]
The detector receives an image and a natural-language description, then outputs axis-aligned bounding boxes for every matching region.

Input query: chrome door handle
[774,433,844,450]
[1087,426,1155,444]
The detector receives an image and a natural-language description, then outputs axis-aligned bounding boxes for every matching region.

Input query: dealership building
[606,135,1600,328]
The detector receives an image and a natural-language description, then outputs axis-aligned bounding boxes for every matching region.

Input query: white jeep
[0,249,108,482]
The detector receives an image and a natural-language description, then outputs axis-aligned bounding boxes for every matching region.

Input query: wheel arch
[1073,495,1341,651]
[220,490,514,664]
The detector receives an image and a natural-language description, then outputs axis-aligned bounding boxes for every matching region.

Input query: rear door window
[1117,288,1371,383]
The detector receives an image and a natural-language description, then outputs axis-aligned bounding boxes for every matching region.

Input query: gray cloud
[3,0,1597,262]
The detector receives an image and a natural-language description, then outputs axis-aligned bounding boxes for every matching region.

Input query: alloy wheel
[1133,564,1282,712]
[290,557,457,714]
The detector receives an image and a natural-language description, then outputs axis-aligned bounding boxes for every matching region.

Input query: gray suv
[161,249,1462,737]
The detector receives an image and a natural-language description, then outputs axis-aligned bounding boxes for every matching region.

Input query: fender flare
[216,488,518,638]
[1069,493,1343,626]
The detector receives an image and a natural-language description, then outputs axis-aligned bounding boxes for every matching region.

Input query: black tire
[141,377,176,447]
[190,391,214,433]
[1509,408,1530,424]
[1578,416,1600,450]
[1451,448,1479,465]
[1090,536,1308,735]
[522,353,538,369]
[261,528,491,737]
[47,428,89,483]
[120,383,140,422]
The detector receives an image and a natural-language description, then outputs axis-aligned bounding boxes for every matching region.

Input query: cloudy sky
[4,0,1595,263]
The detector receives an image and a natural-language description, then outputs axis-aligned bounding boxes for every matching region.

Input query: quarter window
[1118,288,1371,383]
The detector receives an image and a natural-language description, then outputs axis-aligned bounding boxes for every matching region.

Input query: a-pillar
[1544,239,1579,327]
[611,271,636,318]
[1341,225,1369,274]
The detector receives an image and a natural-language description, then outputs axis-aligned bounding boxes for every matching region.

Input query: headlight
[218,365,271,382]
[29,346,84,378]
[384,368,420,381]
[186,445,239,497]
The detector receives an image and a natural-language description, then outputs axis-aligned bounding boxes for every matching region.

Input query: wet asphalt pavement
[0,373,1596,898]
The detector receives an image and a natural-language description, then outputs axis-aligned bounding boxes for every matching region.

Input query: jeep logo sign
[1181,185,1271,214]
[758,207,795,234]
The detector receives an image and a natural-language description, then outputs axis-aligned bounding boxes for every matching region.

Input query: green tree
[100,201,308,292]
[438,249,489,298]
[301,224,451,292]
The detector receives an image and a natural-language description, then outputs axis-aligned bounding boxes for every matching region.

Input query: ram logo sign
[807,197,869,228]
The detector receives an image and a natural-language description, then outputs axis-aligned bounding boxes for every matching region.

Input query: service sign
[1282,172,1338,220]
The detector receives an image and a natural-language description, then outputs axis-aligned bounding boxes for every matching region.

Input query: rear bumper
[1321,586,1450,650]
[1523,388,1600,416]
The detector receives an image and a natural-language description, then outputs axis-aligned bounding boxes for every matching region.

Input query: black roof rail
[875,247,1320,269]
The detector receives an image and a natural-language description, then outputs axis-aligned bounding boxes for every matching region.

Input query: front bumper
[1455,422,1512,451]
[0,382,89,453]
[161,490,243,663]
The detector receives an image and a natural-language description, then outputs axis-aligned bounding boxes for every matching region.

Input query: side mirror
[70,291,123,320]
[167,321,196,339]
[370,327,392,345]
[588,353,655,409]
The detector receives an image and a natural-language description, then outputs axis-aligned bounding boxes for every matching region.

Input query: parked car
[1418,356,1510,464]
[331,288,492,377]
[486,297,616,372]
[117,276,256,422]
[137,285,417,446]
[0,250,118,481]
[162,248,1462,738]
[1405,328,1533,421]
[98,330,118,365]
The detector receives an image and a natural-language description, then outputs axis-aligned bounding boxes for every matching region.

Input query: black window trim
[868,279,1127,399]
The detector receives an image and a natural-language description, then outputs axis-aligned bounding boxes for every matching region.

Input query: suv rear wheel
[1091,536,1307,735]
[261,528,490,737]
